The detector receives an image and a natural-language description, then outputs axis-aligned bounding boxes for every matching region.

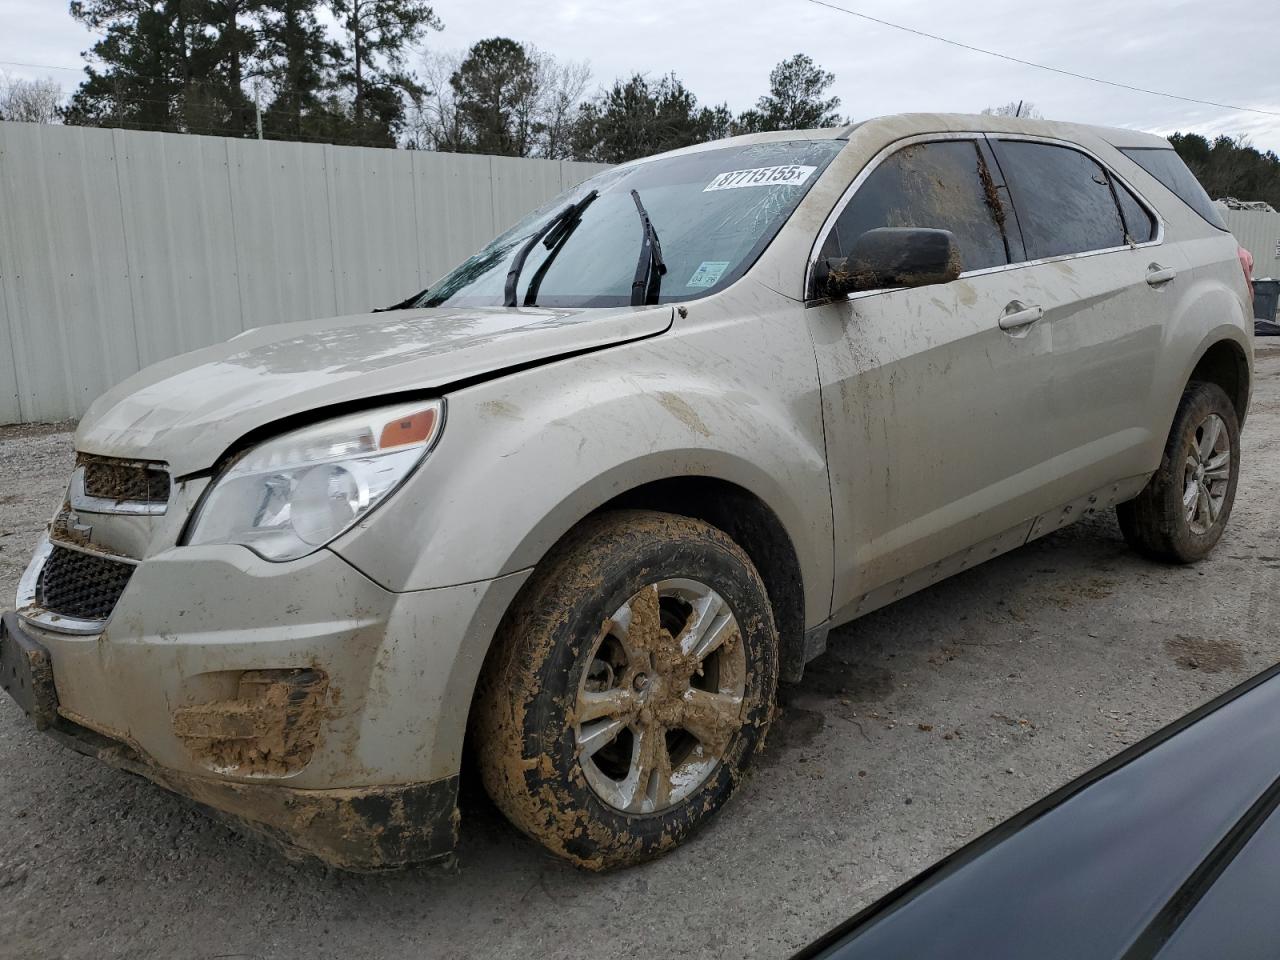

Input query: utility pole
[1015,100,1024,118]
[254,81,263,140]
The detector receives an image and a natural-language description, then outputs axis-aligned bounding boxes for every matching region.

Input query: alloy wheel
[1182,412,1232,535]
[574,578,747,814]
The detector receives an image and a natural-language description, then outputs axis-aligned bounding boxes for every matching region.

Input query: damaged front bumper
[2,540,530,870]
[3,610,457,870]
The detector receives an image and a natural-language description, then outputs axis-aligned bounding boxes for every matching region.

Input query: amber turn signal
[379,407,438,449]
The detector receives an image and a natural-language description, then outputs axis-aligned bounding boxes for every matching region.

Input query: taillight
[1238,245,1255,304]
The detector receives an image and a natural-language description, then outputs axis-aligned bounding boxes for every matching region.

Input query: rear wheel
[474,510,778,870]
[1117,381,1240,563]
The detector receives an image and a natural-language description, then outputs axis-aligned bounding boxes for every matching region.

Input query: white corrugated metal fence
[0,121,607,423]
[1218,204,1280,281]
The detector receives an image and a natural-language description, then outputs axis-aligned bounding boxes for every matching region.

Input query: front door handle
[1146,263,1177,286]
[998,301,1044,331]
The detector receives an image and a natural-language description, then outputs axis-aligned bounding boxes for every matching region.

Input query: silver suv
[0,114,1252,871]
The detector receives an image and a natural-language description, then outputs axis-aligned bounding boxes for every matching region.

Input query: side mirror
[823,227,961,298]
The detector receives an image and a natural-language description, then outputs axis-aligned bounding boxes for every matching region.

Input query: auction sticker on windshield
[704,165,817,191]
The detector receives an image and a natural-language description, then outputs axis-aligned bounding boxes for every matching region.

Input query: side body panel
[809,270,1057,616]
[333,279,836,632]
[803,125,1252,625]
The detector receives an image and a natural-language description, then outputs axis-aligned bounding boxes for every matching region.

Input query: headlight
[187,400,444,561]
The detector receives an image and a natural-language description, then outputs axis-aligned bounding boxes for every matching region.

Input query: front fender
[331,313,833,630]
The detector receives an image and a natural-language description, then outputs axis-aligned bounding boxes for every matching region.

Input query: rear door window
[991,140,1126,260]
[820,139,1011,278]
[1120,147,1228,230]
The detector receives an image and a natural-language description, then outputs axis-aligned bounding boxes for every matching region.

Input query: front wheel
[1117,380,1240,563]
[474,510,778,870]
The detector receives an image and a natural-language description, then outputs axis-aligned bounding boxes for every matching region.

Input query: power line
[800,0,1280,118]
[0,59,83,73]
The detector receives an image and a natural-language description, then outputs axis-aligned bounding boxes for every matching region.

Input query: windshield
[420,139,844,309]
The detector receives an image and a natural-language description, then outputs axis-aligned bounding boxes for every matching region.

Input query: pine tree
[736,54,842,133]
[205,0,265,137]
[449,38,539,156]
[571,73,724,164]
[259,0,337,140]
[66,0,260,136]
[326,0,442,145]
[66,0,191,131]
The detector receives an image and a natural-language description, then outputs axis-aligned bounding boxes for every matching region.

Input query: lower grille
[80,455,170,505]
[36,545,135,622]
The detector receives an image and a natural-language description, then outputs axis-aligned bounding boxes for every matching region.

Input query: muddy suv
[1,114,1252,871]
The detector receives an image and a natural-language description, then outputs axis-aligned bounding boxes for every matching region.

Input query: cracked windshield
[422,140,843,308]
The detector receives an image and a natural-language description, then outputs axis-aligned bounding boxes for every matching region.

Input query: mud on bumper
[1,611,459,872]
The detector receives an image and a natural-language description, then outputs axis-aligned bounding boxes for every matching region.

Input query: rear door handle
[998,302,1044,331]
[1146,264,1177,286]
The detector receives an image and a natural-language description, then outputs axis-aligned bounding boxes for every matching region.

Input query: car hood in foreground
[76,304,672,476]
[793,662,1280,960]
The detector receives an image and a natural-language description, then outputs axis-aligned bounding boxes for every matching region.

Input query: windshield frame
[417,137,848,311]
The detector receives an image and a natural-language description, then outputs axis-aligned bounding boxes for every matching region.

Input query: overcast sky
[2,0,1277,151]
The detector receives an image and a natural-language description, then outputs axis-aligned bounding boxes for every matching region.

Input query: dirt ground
[2,353,1279,960]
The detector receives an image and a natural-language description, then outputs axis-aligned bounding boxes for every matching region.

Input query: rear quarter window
[1120,148,1228,230]
[1114,180,1157,244]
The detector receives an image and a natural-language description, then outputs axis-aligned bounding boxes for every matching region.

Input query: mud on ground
[2,355,1280,959]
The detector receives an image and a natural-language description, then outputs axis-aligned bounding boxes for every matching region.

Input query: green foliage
[65,0,253,134]
[61,8,847,158]
[737,54,842,133]
[327,0,441,143]
[259,0,337,140]
[49,6,1280,185]
[413,38,590,157]
[65,0,440,144]
[450,38,539,156]
[1169,133,1280,209]
[571,73,729,164]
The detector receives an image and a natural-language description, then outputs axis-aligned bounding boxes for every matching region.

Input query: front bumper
[4,543,530,869]
[43,694,461,871]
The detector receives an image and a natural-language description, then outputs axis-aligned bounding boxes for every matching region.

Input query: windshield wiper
[629,189,667,307]
[524,190,599,307]
[504,190,599,308]
[375,289,428,312]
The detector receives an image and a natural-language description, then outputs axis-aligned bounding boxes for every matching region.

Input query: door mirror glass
[825,227,961,297]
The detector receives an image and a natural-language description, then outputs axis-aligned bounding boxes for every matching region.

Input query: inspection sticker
[704,164,817,191]
[687,261,731,288]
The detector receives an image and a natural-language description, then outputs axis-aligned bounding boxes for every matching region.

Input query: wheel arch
[1186,334,1251,427]
[594,476,809,683]
[465,465,817,758]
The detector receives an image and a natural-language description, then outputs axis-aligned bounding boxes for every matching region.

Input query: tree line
[59,0,442,147]
[4,3,1278,197]
[1167,133,1280,211]
[0,1,846,162]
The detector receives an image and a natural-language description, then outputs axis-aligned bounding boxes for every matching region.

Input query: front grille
[36,545,135,622]
[80,455,170,504]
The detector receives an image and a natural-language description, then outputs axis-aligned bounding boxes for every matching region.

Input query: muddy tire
[1117,381,1240,563]
[474,509,778,870]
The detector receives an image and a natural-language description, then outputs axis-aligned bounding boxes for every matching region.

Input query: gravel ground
[2,354,1280,960]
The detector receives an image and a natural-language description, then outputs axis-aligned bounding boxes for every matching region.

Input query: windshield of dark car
[420,139,844,309]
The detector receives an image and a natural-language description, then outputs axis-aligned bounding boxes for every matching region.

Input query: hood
[77,304,672,476]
